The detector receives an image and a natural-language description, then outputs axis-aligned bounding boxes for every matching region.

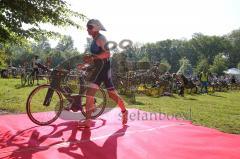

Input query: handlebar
[36,63,69,74]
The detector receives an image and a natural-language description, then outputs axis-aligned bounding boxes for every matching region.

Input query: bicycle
[26,62,107,126]
[21,68,34,86]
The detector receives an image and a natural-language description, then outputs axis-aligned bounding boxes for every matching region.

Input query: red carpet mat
[0,108,240,159]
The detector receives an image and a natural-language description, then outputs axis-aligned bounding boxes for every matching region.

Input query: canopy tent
[224,68,240,80]
[224,68,240,75]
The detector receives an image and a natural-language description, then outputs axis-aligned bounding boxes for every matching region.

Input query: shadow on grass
[168,94,196,100]
[0,108,11,115]
[208,93,226,98]
[123,99,145,106]
[14,84,34,89]
[188,93,201,96]
[131,101,145,105]
[184,97,197,101]
[167,95,178,99]
[0,108,20,115]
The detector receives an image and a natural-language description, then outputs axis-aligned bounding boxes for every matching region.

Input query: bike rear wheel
[26,84,63,125]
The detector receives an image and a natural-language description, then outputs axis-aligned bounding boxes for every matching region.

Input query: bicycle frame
[43,69,84,111]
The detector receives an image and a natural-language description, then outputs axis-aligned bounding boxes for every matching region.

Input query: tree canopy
[0,0,86,44]
[0,0,240,76]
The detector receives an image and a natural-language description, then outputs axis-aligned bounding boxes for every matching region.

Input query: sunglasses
[87,25,94,30]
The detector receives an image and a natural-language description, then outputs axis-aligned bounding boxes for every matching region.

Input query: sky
[45,0,240,52]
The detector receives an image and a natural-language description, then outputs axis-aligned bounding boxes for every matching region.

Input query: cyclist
[80,19,128,127]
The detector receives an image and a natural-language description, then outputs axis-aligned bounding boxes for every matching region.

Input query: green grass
[0,78,240,134]
[127,93,240,134]
[0,78,36,113]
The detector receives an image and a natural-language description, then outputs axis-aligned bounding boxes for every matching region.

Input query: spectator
[199,70,209,93]
[231,75,236,84]
[32,55,41,85]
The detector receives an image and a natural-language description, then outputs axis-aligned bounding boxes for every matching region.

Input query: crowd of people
[113,66,240,97]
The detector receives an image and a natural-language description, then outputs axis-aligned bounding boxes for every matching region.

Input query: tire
[26,84,63,125]
[81,87,106,119]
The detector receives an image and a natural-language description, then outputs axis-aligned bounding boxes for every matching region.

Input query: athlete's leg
[82,59,103,127]
[107,89,128,125]
[82,83,99,127]
[103,64,128,124]
[86,83,99,113]
[107,89,126,112]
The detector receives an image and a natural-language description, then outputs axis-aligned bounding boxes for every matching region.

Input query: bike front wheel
[26,84,63,125]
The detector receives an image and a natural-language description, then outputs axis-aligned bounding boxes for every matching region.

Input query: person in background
[231,75,236,84]
[32,55,41,85]
[199,69,209,94]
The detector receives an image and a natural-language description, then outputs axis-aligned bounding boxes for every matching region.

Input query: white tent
[224,68,240,75]
[224,68,240,80]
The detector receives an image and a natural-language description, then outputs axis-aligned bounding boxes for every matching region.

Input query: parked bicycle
[21,68,35,86]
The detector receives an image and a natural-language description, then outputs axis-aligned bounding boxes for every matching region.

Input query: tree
[227,28,240,67]
[0,48,7,68]
[237,62,240,70]
[32,36,51,55]
[48,51,66,67]
[190,33,230,64]
[195,58,209,74]
[56,35,75,52]
[0,0,86,44]
[177,57,193,76]
[159,58,171,73]
[210,53,228,75]
[111,53,128,73]
[8,44,33,67]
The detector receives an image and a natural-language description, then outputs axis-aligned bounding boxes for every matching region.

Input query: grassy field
[0,78,240,134]
[129,93,240,134]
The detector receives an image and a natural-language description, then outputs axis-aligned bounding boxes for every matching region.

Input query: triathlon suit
[89,33,114,90]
